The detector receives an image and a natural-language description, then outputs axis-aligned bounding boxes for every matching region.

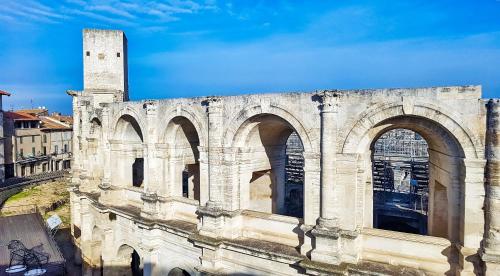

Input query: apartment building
[0,90,11,182]
[4,109,72,178]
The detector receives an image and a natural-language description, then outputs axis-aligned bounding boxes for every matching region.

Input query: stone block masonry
[69,29,499,275]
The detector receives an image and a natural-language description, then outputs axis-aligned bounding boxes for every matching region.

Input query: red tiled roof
[40,117,72,131]
[16,108,48,116]
[0,90,11,96]
[5,111,40,121]
[50,114,73,126]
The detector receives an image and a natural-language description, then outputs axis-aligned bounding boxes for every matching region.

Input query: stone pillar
[483,99,500,274]
[80,200,94,274]
[198,97,227,238]
[310,91,342,265]
[301,152,321,255]
[206,97,224,206]
[142,102,160,219]
[67,91,82,188]
[198,146,210,206]
[99,104,112,189]
[319,91,340,227]
[78,100,91,191]
[98,105,119,206]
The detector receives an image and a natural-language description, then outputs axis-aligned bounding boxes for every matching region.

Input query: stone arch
[224,104,313,152]
[111,113,145,188]
[111,108,146,143]
[113,114,144,143]
[168,267,191,276]
[228,110,307,218]
[158,107,208,147]
[115,244,143,276]
[341,102,481,158]
[162,115,202,201]
[342,102,479,247]
[89,117,102,135]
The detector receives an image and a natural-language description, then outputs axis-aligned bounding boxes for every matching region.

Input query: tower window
[117,52,121,57]
[86,51,90,56]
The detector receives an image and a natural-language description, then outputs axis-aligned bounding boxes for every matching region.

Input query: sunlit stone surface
[68,29,500,275]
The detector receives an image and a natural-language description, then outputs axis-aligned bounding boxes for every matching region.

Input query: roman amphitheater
[69,29,500,275]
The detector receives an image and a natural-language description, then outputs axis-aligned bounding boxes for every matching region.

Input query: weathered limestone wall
[68,29,500,276]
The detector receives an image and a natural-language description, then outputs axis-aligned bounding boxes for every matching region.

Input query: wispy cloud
[0,0,69,24]
[0,0,219,28]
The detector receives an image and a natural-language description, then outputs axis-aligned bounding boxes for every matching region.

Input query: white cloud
[0,0,219,28]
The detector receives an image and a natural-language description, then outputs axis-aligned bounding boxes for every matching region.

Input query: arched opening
[363,116,466,242]
[117,245,143,276]
[164,116,200,201]
[235,114,305,218]
[112,115,144,188]
[168,267,191,276]
[372,129,429,235]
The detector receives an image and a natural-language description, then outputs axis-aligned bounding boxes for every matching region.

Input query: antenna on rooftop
[30,99,34,109]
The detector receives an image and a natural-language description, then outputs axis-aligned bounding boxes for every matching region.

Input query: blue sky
[1,0,500,114]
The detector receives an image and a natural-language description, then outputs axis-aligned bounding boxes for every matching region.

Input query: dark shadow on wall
[440,244,484,276]
[80,261,307,276]
[132,158,144,187]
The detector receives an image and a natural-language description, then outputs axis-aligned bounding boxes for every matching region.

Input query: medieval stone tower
[83,29,128,105]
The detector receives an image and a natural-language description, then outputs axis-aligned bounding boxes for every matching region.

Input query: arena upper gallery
[68,29,500,275]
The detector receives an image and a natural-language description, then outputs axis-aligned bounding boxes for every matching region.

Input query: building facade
[4,109,73,178]
[0,90,11,182]
[70,29,500,275]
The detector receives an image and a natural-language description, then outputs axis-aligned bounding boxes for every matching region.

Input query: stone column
[67,91,82,188]
[207,97,224,206]
[98,105,117,207]
[99,104,112,189]
[77,100,91,191]
[301,152,321,255]
[142,102,160,218]
[198,146,210,206]
[483,99,500,274]
[310,91,343,265]
[80,200,94,274]
[319,91,340,227]
[198,97,229,238]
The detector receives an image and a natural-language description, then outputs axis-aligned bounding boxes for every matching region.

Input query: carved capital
[318,90,339,113]
[202,96,223,113]
[143,101,157,115]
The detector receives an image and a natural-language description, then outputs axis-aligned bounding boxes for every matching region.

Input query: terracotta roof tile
[5,111,40,121]
[16,109,48,116]
[40,117,72,130]
[0,90,11,96]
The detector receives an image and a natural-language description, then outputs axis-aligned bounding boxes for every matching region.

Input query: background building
[0,90,11,182]
[4,108,73,178]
